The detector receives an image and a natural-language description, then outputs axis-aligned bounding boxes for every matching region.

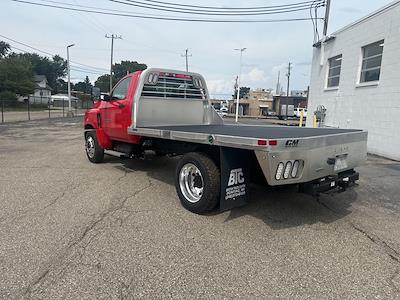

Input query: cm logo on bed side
[228,168,245,186]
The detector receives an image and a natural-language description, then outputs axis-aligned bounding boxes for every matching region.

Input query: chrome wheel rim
[86,136,95,159]
[179,163,204,203]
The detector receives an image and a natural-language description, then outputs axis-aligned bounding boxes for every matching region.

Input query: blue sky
[2,0,394,98]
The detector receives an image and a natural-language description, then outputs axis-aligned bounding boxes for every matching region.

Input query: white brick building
[307,1,400,161]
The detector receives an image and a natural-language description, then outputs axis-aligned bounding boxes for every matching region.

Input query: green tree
[84,76,93,93]
[55,78,68,93]
[95,61,147,93]
[10,52,67,91]
[0,56,35,103]
[113,60,147,83]
[233,87,250,99]
[74,78,93,94]
[94,74,114,93]
[74,81,86,93]
[0,41,10,58]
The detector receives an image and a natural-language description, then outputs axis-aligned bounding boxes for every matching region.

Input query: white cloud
[242,67,267,83]
[206,78,235,99]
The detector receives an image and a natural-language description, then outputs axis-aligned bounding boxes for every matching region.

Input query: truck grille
[141,74,206,100]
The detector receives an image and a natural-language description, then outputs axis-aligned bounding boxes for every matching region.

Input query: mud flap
[219,147,250,211]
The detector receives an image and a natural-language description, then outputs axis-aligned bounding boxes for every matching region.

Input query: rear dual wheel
[175,152,220,214]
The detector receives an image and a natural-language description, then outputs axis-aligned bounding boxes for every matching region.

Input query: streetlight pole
[234,47,246,123]
[67,43,75,117]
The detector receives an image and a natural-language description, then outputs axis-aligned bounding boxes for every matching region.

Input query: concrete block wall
[307,1,400,161]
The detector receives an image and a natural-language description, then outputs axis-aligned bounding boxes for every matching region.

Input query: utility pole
[181,48,192,72]
[320,0,332,66]
[323,0,332,36]
[67,43,75,117]
[285,62,292,119]
[286,62,292,97]
[105,34,122,94]
[275,71,281,96]
[234,47,246,123]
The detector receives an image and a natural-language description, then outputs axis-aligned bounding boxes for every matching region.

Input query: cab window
[111,77,131,100]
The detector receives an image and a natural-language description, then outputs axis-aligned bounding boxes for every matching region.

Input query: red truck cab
[84,71,143,153]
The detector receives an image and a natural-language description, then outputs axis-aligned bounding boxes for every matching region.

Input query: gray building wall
[307,1,400,160]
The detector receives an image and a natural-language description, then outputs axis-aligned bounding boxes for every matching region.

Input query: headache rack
[141,74,206,100]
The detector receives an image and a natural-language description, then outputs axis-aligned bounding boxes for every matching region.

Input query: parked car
[294,107,308,118]
[217,111,228,117]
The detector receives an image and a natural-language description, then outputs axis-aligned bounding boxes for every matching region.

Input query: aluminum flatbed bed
[139,124,361,139]
[130,124,365,152]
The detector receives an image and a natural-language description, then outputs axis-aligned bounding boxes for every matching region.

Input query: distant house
[28,75,52,105]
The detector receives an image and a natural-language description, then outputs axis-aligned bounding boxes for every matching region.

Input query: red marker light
[175,74,192,80]
[257,140,268,146]
[268,140,278,146]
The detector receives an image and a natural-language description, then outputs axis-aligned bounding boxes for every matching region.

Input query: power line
[70,68,105,75]
[9,44,104,75]
[111,0,325,16]
[138,0,322,11]
[0,34,109,72]
[10,0,325,23]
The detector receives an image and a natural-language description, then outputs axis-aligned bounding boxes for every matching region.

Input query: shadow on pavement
[107,154,356,230]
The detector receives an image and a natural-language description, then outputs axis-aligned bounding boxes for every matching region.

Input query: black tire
[175,152,220,214]
[85,131,104,163]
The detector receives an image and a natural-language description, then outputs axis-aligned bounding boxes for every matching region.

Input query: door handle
[118,103,125,109]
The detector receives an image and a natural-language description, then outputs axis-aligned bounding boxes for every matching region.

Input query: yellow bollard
[299,110,304,127]
[313,114,317,128]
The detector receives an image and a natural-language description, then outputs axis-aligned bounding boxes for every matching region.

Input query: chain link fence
[1,99,94,123]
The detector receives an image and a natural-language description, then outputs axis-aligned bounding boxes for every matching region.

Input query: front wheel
[175,152,220,214]
[85,131,104,163]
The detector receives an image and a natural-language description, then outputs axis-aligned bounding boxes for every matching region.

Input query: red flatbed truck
[84,68,367,214]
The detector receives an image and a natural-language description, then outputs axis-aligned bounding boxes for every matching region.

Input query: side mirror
[102,94,111,101]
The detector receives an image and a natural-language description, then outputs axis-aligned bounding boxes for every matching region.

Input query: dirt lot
[0,118,399,299]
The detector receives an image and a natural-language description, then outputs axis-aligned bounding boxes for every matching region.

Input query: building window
[360,40,384,83]
[327,55,342,88]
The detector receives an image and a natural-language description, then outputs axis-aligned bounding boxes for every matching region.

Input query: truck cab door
[102,76,132,141]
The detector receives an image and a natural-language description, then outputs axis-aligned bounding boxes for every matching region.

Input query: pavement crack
[316,198,400,264]
[23,268,50,297]
[351,223,400,263]
[114,168,128,184]
[19,176,154,297]
[42,190,67,210]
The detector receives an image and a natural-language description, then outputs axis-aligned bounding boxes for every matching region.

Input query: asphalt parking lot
[1,118,400,299]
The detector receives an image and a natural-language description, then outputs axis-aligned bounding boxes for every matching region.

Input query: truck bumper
[298,169,359,196]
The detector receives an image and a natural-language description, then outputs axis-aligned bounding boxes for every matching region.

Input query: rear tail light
[274,160,303,180]
[257,140,267,146]
[268,140,278,146]
[275,163,285,180]
[291,160,300,178]
[283,161,292,179]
